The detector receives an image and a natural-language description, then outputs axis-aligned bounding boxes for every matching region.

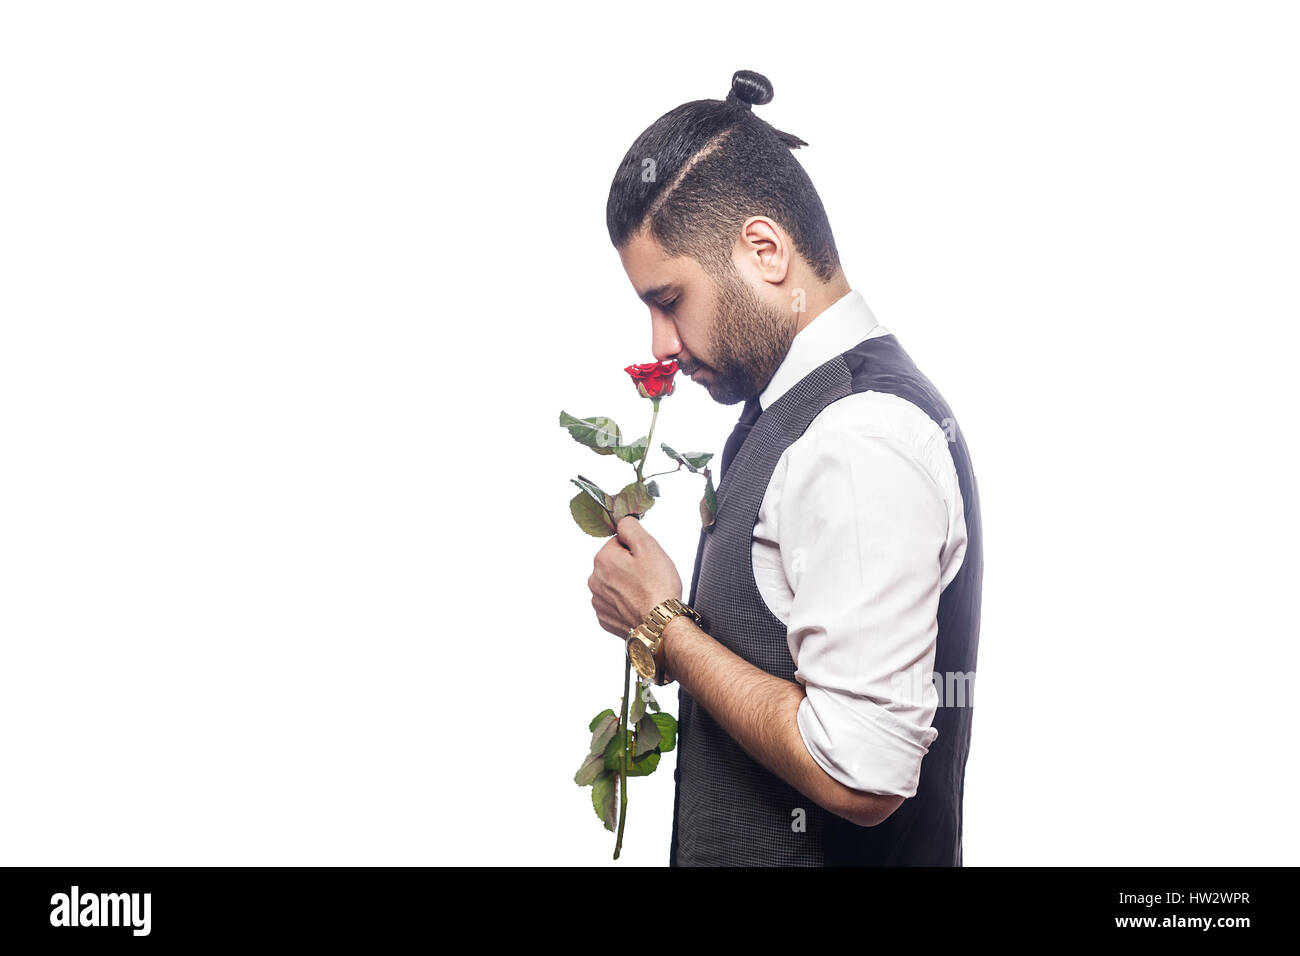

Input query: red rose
[624,360,678,399]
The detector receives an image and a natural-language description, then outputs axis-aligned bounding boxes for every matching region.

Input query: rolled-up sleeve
[782,409,950,799]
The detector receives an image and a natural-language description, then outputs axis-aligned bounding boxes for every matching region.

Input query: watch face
[627,639,656,679]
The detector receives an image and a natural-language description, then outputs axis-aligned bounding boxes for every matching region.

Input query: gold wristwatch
[626,597,702,686]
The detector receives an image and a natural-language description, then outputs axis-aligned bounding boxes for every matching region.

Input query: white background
[2,1,1297,866]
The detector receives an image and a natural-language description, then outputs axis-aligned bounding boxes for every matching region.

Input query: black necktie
[718,396,762,487]
[688,396,761,606]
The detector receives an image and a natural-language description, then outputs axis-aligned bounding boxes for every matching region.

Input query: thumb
[616,514,645,551]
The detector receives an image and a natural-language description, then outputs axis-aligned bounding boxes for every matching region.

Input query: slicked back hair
[606,71,842,284]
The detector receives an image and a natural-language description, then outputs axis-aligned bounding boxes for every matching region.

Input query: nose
[650,311,681,364]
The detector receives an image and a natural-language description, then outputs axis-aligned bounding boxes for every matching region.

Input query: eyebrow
[637,283,676,305]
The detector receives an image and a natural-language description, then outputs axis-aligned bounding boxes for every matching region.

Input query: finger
[596,533,625,561]
[592,595,625,637]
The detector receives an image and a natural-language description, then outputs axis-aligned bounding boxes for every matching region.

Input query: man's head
[607,70,845,405]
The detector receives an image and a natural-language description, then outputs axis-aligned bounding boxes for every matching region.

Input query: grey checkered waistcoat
[669,332,983,866]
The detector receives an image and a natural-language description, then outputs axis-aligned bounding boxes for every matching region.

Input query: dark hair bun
[726,70,774,109]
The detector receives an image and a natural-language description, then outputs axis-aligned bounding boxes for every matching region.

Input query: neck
[792,271,852,336]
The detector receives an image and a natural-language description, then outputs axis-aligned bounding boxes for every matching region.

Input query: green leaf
[602,730,624,771]
[643,685,661,713]
[589,709,616,732]
[626,750,660,777]
[612,435,649,465]
[659,442,689,472]
[570,490,617,537]
[571,475,611,505]
[574,751,604,787]
[634,714,661,756]
[589,713,619,754]
[612,480,655,524]
[559,411,622,455]
[629,682,647,723]
[660,443,713,474]
[649,712,677,753]
[699,468,717,528]
[592,771,618,831]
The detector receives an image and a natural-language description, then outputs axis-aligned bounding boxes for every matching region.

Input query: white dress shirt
[722,289,968,799]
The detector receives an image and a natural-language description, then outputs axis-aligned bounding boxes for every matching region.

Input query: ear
[733,216,791,286]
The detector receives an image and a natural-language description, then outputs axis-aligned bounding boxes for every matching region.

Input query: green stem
[634,397,661,483]
[641,463,684,481]
[614,656,632,860]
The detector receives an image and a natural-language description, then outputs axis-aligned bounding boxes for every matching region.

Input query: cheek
[676,319,711,367]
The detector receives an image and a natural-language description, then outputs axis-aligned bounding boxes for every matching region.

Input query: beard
[694,262,796,406]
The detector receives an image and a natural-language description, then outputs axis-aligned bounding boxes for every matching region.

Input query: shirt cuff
[796,684,939,798]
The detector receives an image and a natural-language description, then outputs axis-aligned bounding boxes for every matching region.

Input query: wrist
[625,596,699,687]
[658,611,694,680]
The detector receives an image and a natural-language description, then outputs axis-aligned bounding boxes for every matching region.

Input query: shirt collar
[757,289,885,411]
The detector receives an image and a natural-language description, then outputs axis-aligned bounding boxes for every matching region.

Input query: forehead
[617,229,709,300]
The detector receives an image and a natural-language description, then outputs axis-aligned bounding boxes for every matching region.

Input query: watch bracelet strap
[642,598,702,685]
[644,597,701,635]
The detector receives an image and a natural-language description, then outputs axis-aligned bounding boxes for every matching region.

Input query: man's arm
[773,399,956,804]
[659,613,904,828]
[588,515,903,828]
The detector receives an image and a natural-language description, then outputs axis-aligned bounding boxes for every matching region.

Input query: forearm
[661,614,903,828]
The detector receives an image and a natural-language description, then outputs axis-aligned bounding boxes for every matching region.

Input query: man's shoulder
[772,389,960,503]
[803,388,948,455]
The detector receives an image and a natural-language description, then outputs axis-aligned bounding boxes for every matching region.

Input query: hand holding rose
[589,515,684,638]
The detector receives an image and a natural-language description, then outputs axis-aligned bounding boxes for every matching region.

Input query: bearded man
[587,69,983,867]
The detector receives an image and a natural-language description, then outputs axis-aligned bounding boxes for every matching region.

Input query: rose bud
[624,360,678,399]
